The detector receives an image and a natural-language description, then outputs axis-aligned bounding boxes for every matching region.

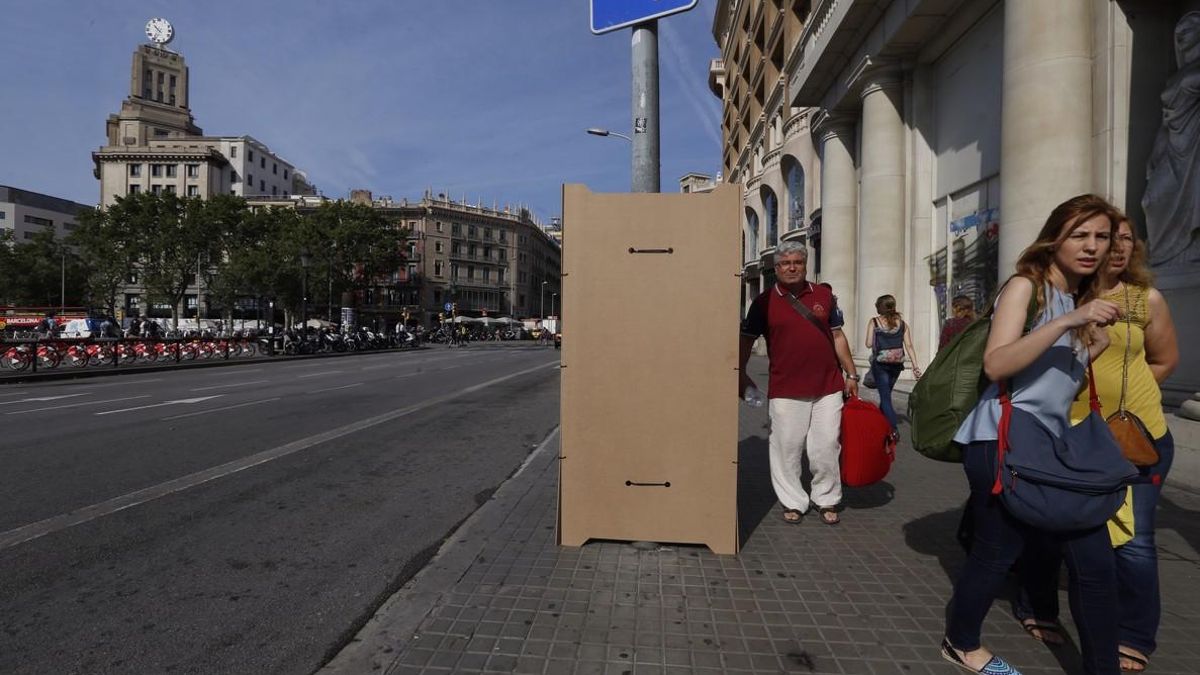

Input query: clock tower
[104,19,202,147]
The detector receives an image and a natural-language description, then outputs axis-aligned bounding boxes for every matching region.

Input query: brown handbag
[1105,285,1159,466]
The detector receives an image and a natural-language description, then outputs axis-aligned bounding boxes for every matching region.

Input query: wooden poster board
[558,184,742,555]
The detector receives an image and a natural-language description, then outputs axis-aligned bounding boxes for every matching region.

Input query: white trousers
[768,392,844,512]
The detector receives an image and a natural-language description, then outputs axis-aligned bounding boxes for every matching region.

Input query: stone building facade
[713,0,1200,404]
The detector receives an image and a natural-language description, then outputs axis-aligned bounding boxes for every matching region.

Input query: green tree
[304,201,408,318]
[70,205,139,316]
[0,229,86,308]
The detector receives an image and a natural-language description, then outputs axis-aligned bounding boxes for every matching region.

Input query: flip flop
[780,508,803,524]
[816,506,840,526]
[941,639,1023,675]
[1119,649,1148,673]
[1021,619,1066,646]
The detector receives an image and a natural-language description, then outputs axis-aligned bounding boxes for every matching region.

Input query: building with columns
[712,0,1200,407]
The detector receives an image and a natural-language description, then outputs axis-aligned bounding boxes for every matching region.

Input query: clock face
[145,18,174,45]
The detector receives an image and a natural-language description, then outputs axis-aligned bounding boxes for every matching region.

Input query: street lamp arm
[586,127,632,143]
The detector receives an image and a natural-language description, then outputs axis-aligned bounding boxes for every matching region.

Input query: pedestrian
[942,193,1125,675]
[1013,215,1178,672]
[864,294,922,438]
[37,312,58,338]
[940,295,977,349]
[738,241,860,526]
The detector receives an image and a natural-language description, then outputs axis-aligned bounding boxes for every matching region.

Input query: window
[451,263,459,279]
[231,171,240,183]
[23,231,35,239]
[127,271,139,284]
[164,185,176,195]
[259,180,265,191]
[248,149,254,162]
[260,157,265,168]
[467,265,475,279]
[24,215,52,227]
[165,164,178,178]
[272,186,277,195]
[128,185,141,195]
[452,224,461,235]
[469,225,477,237]
[154,128,168,137]
[129,164,142,177]
[499,231,507,242]
[247,173,253,186]
[272,163,277,175]
[435,241,443,253]
[485,228,493,239]
[231,146,238,158]
[186,164,200,178]
[452,243,461,255]
[283,169,289,179]
[0,211,5,219]
[187,185,199,197]
[436,221,443,232]
[469,244,477,257]
[434,260,443,276]
[499,249,506,260]
[151,185,162,195]
[498,268,506,283]
[483,246,491,259]
[150,164,163,177]
[126,294,141,311]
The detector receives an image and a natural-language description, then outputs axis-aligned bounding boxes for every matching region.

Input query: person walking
[941,194,1125,675]
[1013,216,1178,672]
[940,295,978,350]
[738,242,860,526]
[864,294,921,438]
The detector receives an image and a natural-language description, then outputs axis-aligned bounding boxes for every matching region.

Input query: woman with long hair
[1014,217,1179,672]
[940,295,978,349]
[941,194,1124,675]
[865,294,921,436]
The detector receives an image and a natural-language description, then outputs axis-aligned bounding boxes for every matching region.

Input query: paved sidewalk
[324,359,1200,675]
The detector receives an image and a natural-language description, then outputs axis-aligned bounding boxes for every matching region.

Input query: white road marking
[297,370,342,379]
[201,368,263,376]
[190,379,270,392]
[7,395,151,415]
[394,373,419,379]
[161,397,280,421]
[95,395,222,416]
[307,383,363,394]
[81,378,164,389]
[0,393,88,406]
[0,360,559,552]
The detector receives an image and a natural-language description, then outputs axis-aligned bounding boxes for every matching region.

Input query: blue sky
[0,1,723,223]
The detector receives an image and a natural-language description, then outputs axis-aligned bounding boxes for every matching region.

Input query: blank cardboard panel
[559,184,741,555]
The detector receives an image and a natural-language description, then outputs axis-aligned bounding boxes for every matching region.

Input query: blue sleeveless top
[953,283,1088,443]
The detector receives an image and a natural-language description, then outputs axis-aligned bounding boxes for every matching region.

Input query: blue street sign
[590,0,698,35]
[443,302,453,312]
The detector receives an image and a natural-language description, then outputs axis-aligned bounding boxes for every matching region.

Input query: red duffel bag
[840,396,895,487]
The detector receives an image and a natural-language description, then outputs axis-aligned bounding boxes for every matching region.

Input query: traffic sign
[444,302,453,312]
[590,0,698,35]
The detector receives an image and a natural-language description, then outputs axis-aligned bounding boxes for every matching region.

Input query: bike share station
[557,0,742,555]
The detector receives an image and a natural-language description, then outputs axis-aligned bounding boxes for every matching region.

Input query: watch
[847,374,860,382]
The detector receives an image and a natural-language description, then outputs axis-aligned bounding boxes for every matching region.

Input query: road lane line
[95,395,223,416]
[200,368,264,376]
[161,397,280,421]
[190,379,270,392]
[308,383,363,394]
[297,370,343,379]
[0,393,89,406]
[394,373,419,379]
[0,359,559,552]
[79,378,164,389]
[6,395,151,415]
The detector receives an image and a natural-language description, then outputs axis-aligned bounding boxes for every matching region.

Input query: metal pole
[60,249,65,314]
[631,21,660,193]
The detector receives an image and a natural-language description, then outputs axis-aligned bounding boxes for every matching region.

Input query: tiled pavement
[324,358,1200,674]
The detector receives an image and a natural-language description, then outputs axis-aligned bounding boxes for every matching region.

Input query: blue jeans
[1017,431,1174,656]
[946,441,1119,674]
[870,361,903,431]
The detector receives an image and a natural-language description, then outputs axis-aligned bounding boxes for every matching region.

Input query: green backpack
[908,285,1038,462]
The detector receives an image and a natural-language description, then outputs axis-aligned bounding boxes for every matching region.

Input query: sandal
[941,638,1022,675]
[1119,648,1148,673]
[816,506,840,526]
[780,508,803,524]
[1021,618,1065,646]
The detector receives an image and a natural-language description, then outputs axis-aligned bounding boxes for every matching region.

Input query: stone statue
[1143,12,1200,267]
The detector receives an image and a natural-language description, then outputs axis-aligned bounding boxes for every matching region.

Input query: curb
[317,426,561,675]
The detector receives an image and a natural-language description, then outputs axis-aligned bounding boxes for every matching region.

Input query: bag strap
[993,361,1100,496]
[784,288,837,355]
[1117,284,1131,413]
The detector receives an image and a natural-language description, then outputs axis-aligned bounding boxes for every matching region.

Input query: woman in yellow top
[1015,218,1178,672]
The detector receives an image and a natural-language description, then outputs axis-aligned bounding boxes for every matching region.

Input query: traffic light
[451,303,457,314]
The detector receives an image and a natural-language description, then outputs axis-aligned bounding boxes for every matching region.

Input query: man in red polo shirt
[738,242,859,525]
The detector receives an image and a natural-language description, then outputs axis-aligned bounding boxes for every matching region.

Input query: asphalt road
[0,344,561,675]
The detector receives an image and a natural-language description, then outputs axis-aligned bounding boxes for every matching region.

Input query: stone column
[857,68,906,352]
[813,112,859,346]
[999,0,1093,276]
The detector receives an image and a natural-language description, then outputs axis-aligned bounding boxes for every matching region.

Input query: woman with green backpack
[941,194,1126,675]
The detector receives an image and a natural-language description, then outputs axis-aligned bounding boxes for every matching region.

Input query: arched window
[785,158,805,230]
[761,186,778,247]
[745,208,759,259]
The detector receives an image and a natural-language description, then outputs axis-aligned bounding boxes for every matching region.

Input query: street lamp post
[300,249,311,337]
[540,280,547,319]
[551,292,558,317]
[586,127,633,143]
